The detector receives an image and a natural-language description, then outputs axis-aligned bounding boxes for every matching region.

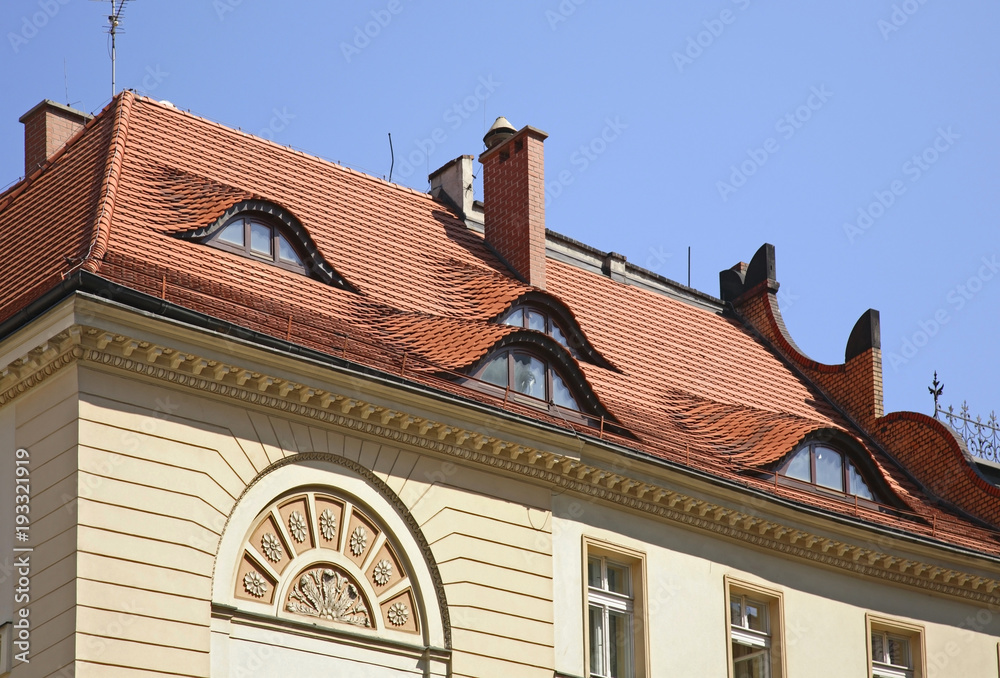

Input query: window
[473,348,581,411]
[208,214,307,273]
[585,542,646,678]
[730,595,771,677]
[868,616,923,678]
[501,304,574,353]
[184,200,356,290]
[588,556,633,678]
[779,442,879,502]
[726,578,785,678]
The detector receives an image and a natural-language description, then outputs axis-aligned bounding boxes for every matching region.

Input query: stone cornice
[3,324,999,605]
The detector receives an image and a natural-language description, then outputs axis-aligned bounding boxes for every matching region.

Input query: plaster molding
[3,324,999,605]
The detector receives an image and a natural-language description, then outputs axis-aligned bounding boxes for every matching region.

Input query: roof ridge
[78,91,135,274]
[132,95,446,207]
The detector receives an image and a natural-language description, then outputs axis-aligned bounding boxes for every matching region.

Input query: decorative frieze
[243,571,267,598]
[235,490,419,634]
[286,567,371,627]
[350,526,368,557]
[5,324,1000,605]
[373,559,393,587]
[319,508,337,541]
[287,511,307,543]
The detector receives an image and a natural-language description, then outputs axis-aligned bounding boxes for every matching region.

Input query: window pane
[814,446,844,492]
[551,371,580,410]
[731,596,743,626]
[849,462,874,500]
[481,356,508,387]
[733,645,769,678]
[513,354,545,399]
[277,233,303,265]
[608,610,632,678]
[503,308,524,327]
[588,557,602,589]
[872,632,885,663]
[527,310,546,332]
[550,323,569,347]
[887,636,910,667]
[744,599,767,633]
[250,222,272,256]
[784,448,811,482]
[605,562,629,595]
[218,221,244,246]
[589,605,605,676]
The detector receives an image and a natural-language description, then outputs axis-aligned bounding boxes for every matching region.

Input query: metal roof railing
[937,401,1000,463]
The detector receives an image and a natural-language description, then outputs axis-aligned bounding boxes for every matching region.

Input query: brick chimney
[479,116,548,289]
[19,100,92,176]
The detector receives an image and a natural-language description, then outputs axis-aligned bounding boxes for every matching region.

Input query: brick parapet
[730,251,1000,529]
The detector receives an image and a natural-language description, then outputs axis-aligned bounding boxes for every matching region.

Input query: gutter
[3,271,999,566]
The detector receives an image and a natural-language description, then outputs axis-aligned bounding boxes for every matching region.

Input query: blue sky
[2,0,998,422]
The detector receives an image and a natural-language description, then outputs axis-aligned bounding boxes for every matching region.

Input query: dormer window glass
[210,215,306,272]
[502,305,573,352]
[473,348,581,412]
[780,442,877,502]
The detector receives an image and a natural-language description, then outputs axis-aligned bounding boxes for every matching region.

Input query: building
[1,91,999,677]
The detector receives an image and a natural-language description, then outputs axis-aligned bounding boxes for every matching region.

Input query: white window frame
[871,630,913,678]
[725,576,786,678]
[867,615,924,678]
[588,555,634,678]
[583,540,647,678]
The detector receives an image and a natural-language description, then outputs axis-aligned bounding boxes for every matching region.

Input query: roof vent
[483,116,516,150]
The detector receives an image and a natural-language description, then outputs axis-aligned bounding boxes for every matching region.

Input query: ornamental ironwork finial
[928,371,944,418]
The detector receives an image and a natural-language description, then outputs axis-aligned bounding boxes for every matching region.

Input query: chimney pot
[19,100,92,177]
[483,116,516,150]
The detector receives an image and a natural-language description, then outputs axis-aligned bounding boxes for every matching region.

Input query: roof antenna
[93,0,134,99]
[63,59,82,108]
[387,132,395,183]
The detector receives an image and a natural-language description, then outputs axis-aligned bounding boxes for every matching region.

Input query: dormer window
[490,295,617,371]
[779,442,878,502]
[474,348,580,411]
[211,215,306,273]
[184,200,356,291]
[501,305,571,351]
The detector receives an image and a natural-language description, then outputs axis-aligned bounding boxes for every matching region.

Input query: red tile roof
[2,91,998,555]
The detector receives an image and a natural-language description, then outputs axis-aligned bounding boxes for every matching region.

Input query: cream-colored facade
[2,289,999,677]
